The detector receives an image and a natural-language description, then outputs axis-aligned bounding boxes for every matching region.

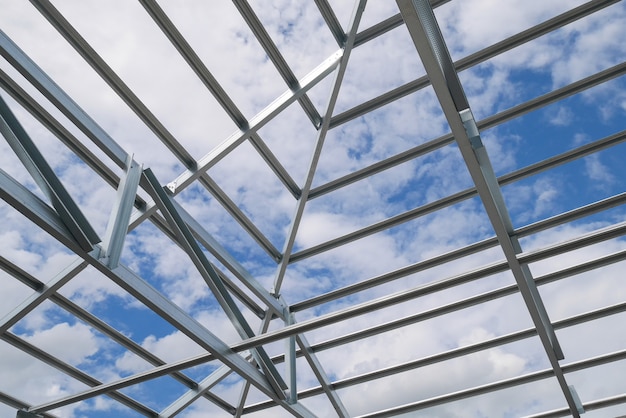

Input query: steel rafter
[1,0,625,417]
[333,0,620,129]
[26,219,626,403]
[395,0,581,415]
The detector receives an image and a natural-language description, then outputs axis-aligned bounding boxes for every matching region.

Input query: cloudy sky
[0,0,625,417]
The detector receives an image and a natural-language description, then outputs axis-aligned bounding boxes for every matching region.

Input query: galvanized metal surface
[0,0,625,416]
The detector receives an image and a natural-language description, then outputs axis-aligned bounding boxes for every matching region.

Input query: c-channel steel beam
[524,393,626,418]
[165,47,343,194]
[0,68,125,197]
[0,29,128,168]
[29,0,196,169]
[244,298,626,412]
[396,0,578,415]
[352,0,451,48]
[0,392,57,418]
[294,127,626,264]
[1,332,158,417]
[234,382,251,418]
[0,169,311,417]
[0,255,43,291]
[100,155,142,269]
[352,349,626,418]
[0,166,90,255]
[158,364,233,418]
[233,315,274,416]
[272,0,367,294]
[233,316,289,416]
[284,312,297,404]
[196,174,282,261]
[147,211,268,320]
[231,0,323,128]
[0,252,236,414]
[16,412,43,418]
[314,0,346,46]
[172,199,285,317]
[248,133,301,198]
[332,0,620,129]
[295,332,349,416]
[315,60,626,200]
[58,217,626,402]
[138,0,246,127]
[0,257,87,335]
[28,225,626,410]
[0,94,99,251]
[141,168,289,399]
[138,0,301,198]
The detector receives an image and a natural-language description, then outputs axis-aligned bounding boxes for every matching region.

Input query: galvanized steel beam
[396,0,578,414]
[333,0,621,128]
[231,0,322,127]
[165,48,343,194]
[2,332,158,417]
[142,168,288,398]
[272,0,367,294]
[0,94,99,250]
[100,155,141,269]
[29,0,197,169]
[297,129,626,262]
[0,30,128,167]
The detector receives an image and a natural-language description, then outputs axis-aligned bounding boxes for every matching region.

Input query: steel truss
[0,0,625,417]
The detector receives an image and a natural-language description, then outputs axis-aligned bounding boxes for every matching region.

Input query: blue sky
[0,0,625,417]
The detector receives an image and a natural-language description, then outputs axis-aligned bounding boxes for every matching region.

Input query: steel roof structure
[1,0,626,417]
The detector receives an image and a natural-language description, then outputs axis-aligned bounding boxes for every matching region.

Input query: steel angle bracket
[100,154,142,269]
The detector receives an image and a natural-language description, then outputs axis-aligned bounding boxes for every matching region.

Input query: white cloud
[23,322,100,365]
[0,0,624,417]
[584,153,616,187]
[0,330,93,418]
[548,106,574,127]
[504,176,561,224]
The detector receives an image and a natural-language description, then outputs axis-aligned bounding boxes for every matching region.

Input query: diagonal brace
[0,94,99,251]
[141,168,288,398]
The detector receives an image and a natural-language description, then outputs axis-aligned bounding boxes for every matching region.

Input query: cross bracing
[0,0,625,417]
